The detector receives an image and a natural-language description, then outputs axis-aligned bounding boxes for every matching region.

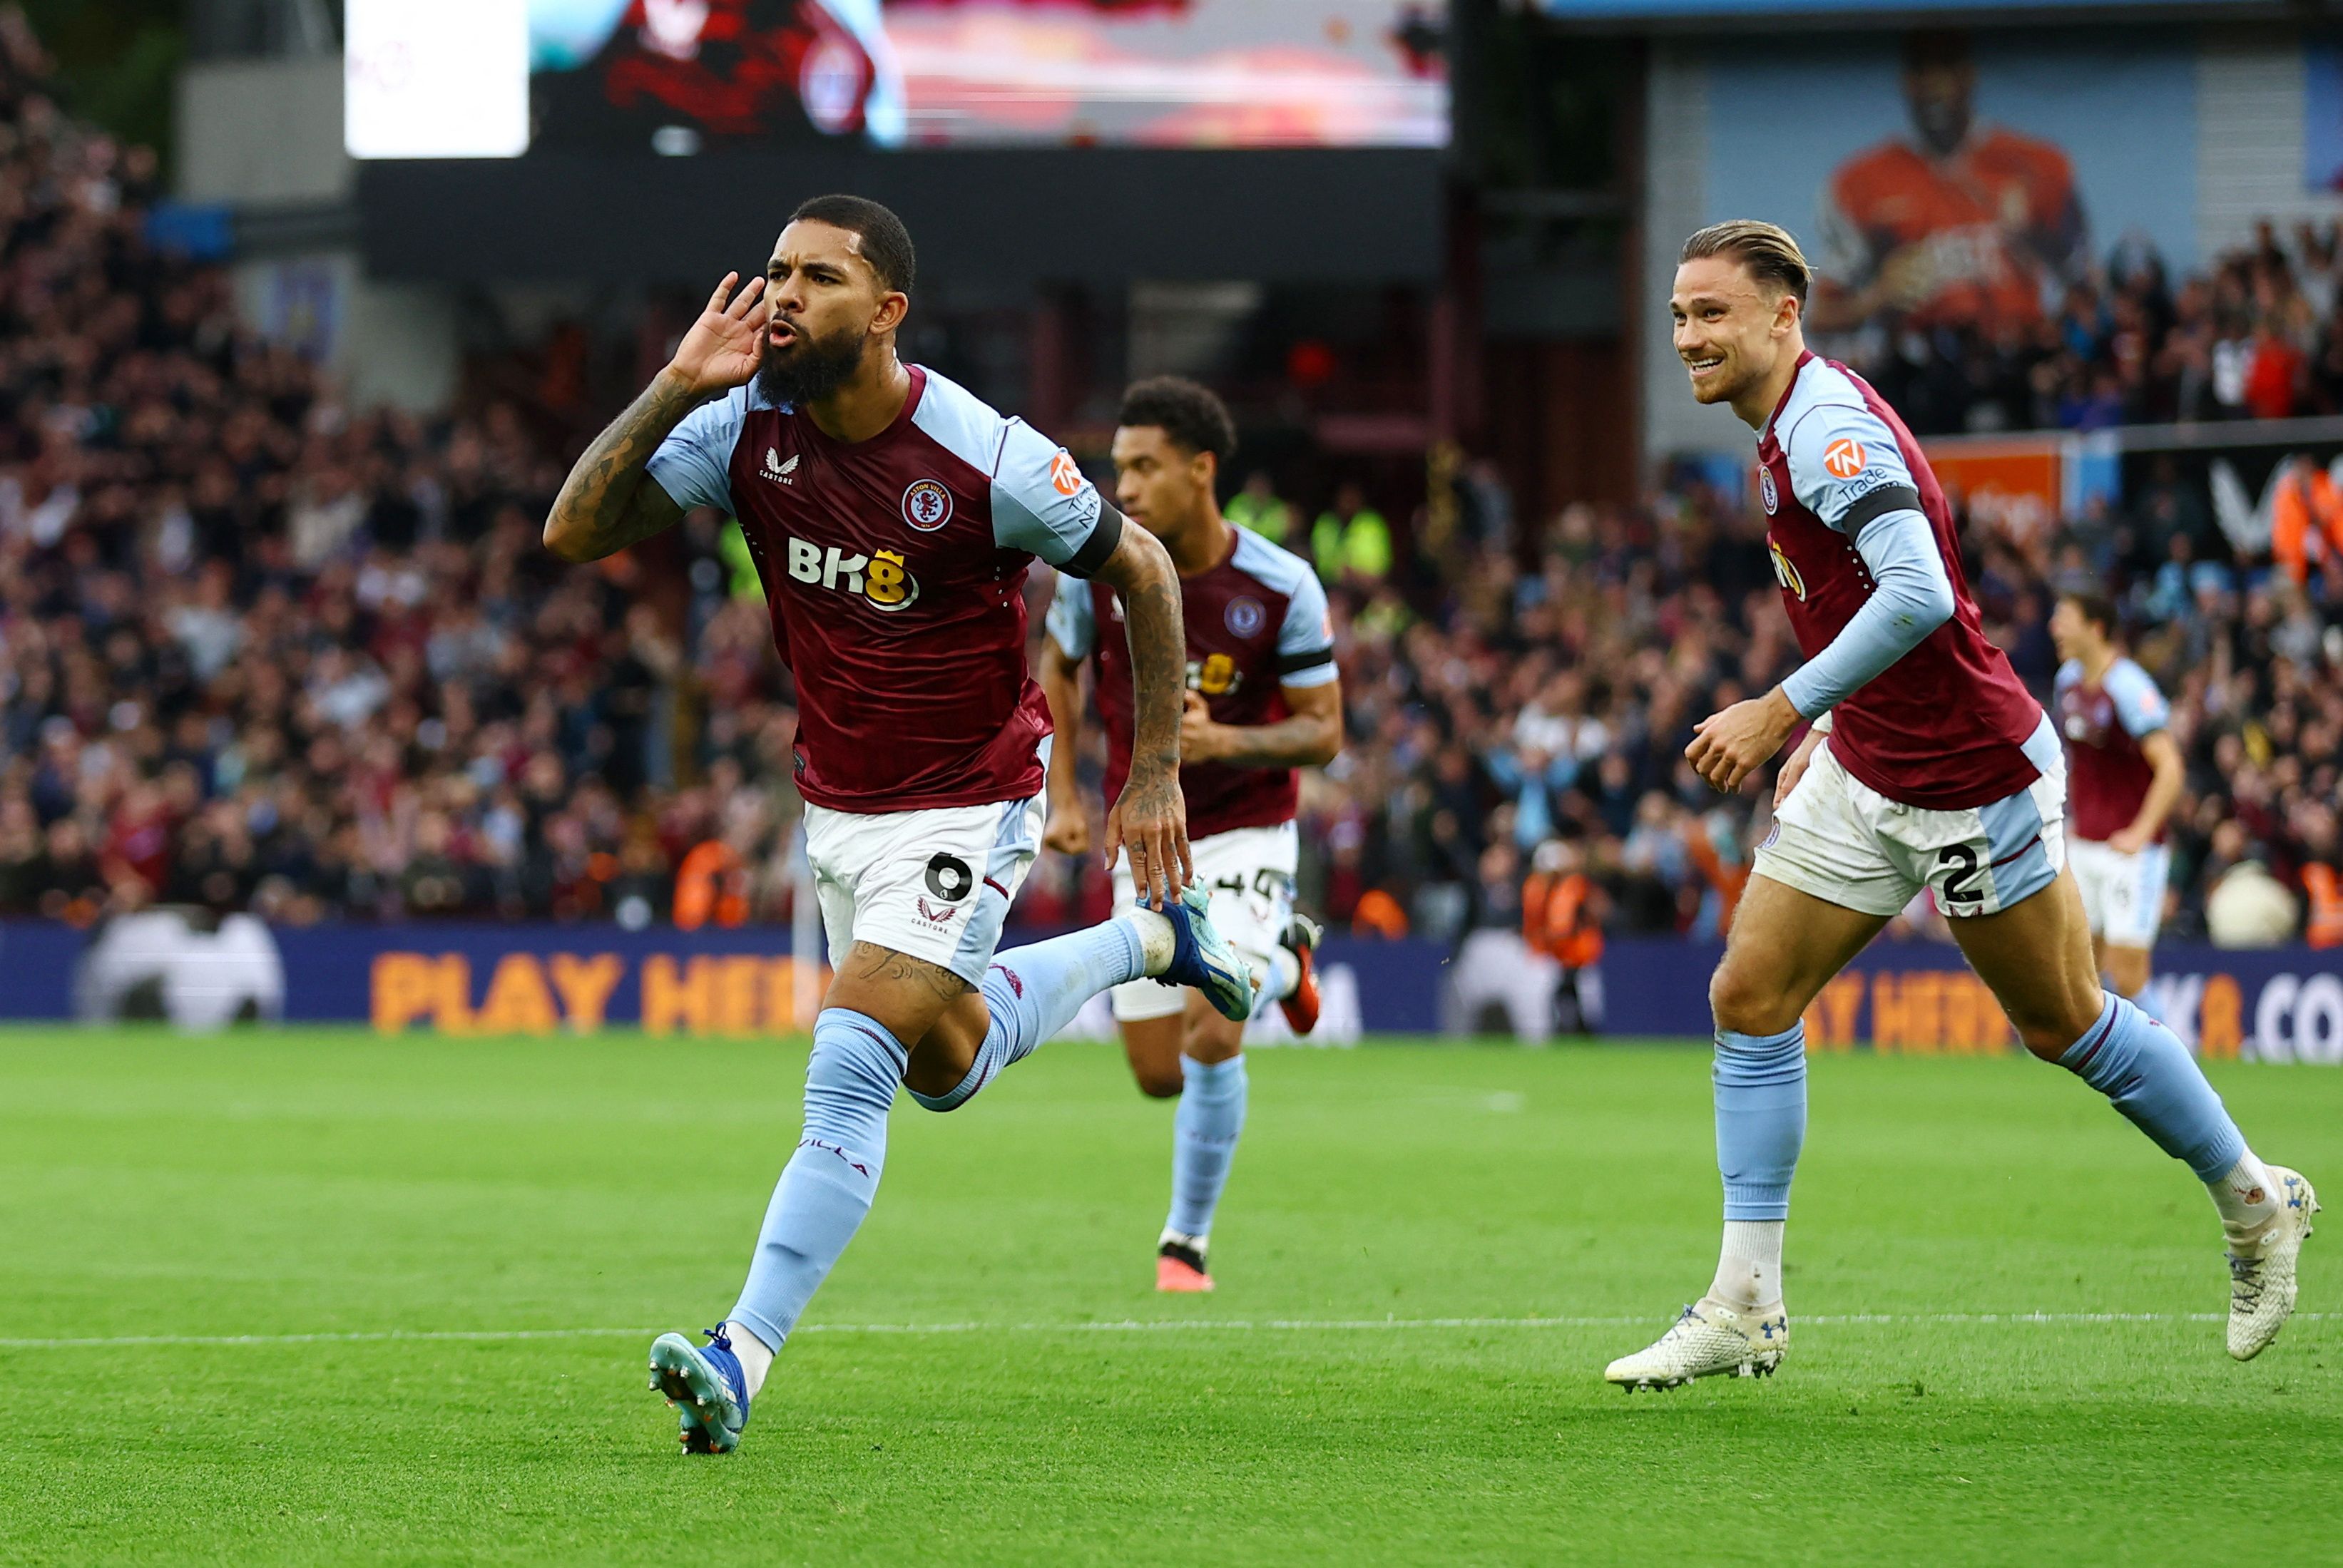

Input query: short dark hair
[787,193,916,296]
[1680,220,1812,307]
[2061,587,2120,640]
[1117,376,1237,464]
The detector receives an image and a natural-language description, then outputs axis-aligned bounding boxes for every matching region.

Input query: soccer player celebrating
[1606,220,2316,1390]
[544,196,1256,1453]
[1040,377,1341,1292]
[2051,590,2185,1015]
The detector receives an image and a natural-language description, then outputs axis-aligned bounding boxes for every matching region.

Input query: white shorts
[1753,736,2066,919]
[2069,836,2170,948]
[803,792,1045,988]
[1109,821,1297,1022]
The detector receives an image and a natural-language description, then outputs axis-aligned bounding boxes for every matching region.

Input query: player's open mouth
[769,322,800,349]
[1685,355,1725,379]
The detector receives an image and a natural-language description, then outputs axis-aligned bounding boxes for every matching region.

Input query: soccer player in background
[1041,377,1341,1292]
[2051,590,2185,1015]
[1605,220,2315,1390]
[544,196,1256,1452]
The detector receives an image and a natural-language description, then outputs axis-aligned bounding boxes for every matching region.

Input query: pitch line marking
[0,1311,2331,1350]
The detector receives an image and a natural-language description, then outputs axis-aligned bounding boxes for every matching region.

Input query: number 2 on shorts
[1935,843,1983,907]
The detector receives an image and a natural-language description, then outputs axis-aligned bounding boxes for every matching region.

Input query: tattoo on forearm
[548,374,696,558]
[1123,575,1185,772]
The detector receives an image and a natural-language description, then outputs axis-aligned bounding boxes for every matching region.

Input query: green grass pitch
[2,1028,2339,1566]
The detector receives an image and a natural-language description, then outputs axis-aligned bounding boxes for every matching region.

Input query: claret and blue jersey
[1757,352,2051,809]
[2055,656,2171,844]
[646,365,1120,814]
[1046,526,1335,840]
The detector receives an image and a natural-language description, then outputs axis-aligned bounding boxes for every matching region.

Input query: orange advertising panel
[1921,439,2063,540]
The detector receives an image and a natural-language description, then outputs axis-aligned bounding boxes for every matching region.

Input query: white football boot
[1604,1298,1789,1391]
[2227,1166,2318,1362]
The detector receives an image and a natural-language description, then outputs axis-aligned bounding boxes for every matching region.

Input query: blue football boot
[1150,881,1257,1023]
[648,1326,751,1454]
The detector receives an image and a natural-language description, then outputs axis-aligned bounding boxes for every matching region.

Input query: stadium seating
[0,17,2334,952]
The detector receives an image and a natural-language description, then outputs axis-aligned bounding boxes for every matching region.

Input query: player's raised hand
[1102,769,1193,910]
[1688,687,1802,795]
[666,272,767,397]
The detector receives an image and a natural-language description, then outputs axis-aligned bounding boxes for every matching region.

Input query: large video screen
[1535,0,2245,13]
[347,0,1449,159]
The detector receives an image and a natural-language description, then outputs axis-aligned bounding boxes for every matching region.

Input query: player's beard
[756,319,869,406]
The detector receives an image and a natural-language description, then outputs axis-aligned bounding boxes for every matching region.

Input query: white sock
[2208,1151,2282,1241]
[1709,1221,1785,1313]
[1265,945,1301,1002]
[724,1320,777,1399]
[1125,908,1178,975]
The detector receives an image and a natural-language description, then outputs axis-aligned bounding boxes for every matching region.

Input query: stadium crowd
[1844,220,2343,435]
[0,9,2335,950]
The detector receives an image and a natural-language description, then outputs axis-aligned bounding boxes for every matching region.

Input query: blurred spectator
[1310,481,1392,585]
[1224,471,1295,546]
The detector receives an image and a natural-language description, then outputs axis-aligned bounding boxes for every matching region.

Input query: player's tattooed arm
[1180,678,1343,769]
[1091,525,1194,906]
[543,374,695,562]
[545,271,767,562]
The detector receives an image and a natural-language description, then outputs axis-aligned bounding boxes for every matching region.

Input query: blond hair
[1680,220,1812,307]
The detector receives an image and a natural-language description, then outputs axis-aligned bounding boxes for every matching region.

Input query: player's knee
[900,1049,976,1105]
[2009,991,2108,1062]
[1709,961,1800,1038]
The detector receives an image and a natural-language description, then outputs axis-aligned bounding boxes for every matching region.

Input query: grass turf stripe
[1,1311,2329,1348]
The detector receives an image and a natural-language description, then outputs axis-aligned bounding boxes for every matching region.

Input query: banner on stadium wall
[1,922,2336,1061]
[1701,31,2201,332]
[1645,29,2205,463]
[0,921,1441,1040]
[1919,432,2123,535]
[1599,938,2343,1065]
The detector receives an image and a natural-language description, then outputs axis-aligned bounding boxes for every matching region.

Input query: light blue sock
[1166,1054,1248,1239]
[1250,946,1300,1020]
[1715,1024,1807,1221]
[728,1008,904,1353]
[909,919,1147,1112]
[2058,991,2245,1180]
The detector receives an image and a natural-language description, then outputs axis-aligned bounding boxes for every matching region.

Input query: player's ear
[1774,289,1802,338]
[871,289,909,336]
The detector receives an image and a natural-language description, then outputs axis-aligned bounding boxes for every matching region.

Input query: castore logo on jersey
[764,449,799,486]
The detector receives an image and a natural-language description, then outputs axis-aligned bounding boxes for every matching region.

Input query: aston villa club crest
[902,478,953,532]
[1225,596,1265,638]
[1758,467,1778,516]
